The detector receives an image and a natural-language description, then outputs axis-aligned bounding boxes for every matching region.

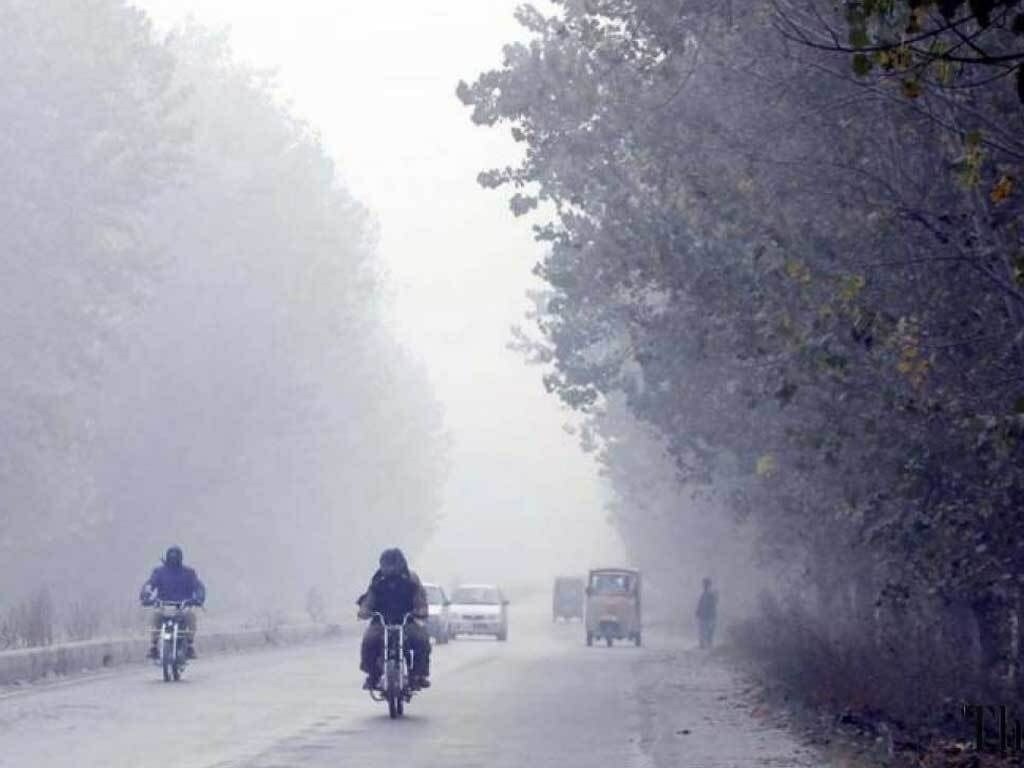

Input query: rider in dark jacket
[140,546,206,659]
[357,548,430,690]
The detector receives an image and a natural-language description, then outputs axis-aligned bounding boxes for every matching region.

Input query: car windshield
[424,585,445,605]
[451,587,501,604]
[590,573,634,594]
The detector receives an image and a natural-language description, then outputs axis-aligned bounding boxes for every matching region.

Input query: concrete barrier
[0,623,345,687]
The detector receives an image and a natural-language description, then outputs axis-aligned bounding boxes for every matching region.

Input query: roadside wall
[0,623,345,686]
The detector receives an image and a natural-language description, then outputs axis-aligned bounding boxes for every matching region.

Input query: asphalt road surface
[0,600,821,768]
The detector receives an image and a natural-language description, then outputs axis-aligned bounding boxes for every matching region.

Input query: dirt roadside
[631,643,827,767]
[631,641,1023,768]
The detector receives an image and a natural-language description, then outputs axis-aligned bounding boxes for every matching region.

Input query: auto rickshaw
[585,568,642,647]
[552,576,585,621]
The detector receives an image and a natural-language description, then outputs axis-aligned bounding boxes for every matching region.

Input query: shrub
[63,596,102,642]
[1,587,55,648]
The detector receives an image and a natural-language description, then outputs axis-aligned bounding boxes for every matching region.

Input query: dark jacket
[141,564,206,604]
[357,568,428,624]
[696,590,717,621]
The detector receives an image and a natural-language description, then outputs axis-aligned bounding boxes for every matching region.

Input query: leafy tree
[775,0,1024,101]
[464,0,1024,716]
[0,4,447,623]
[0,0,183,555]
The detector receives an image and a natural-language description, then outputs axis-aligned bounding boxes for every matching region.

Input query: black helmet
[379,548,407,577]
[165,546,184,568]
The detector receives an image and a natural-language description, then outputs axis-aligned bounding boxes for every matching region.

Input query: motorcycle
[367,611,418,718]
[151,599,194,682]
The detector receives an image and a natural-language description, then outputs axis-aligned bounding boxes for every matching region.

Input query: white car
[422,582,451,644]
[448,584,509,641]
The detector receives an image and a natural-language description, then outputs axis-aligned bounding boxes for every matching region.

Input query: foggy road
[0,600,819,768]
[3,1,1008,762]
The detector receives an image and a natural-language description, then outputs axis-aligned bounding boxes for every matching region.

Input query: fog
[2,1,1021,761]
[128,0,628,593]
[0,0,628,637]
[0,1,456,626]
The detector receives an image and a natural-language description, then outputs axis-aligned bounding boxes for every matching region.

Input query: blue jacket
[141,564,206,604]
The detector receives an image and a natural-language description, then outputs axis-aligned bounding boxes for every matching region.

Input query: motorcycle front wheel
[385,660,402,718]
[161,639,174,682]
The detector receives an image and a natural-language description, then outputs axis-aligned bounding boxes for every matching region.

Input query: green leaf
[509,193,538,216]
[849,27,871,48]
[756,454,778,478]
[901,78,922,99]
[1012,252,1024,285]
[852,53,873,77]
[934,59,955,86]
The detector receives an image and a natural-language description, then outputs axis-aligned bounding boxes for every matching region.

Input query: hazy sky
[130,0,625,585]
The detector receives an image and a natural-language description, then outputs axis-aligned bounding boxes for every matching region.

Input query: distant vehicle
[585,568,642,647]
[552,576,585,621]
[422,582,451,644]
[448,584,510,641]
